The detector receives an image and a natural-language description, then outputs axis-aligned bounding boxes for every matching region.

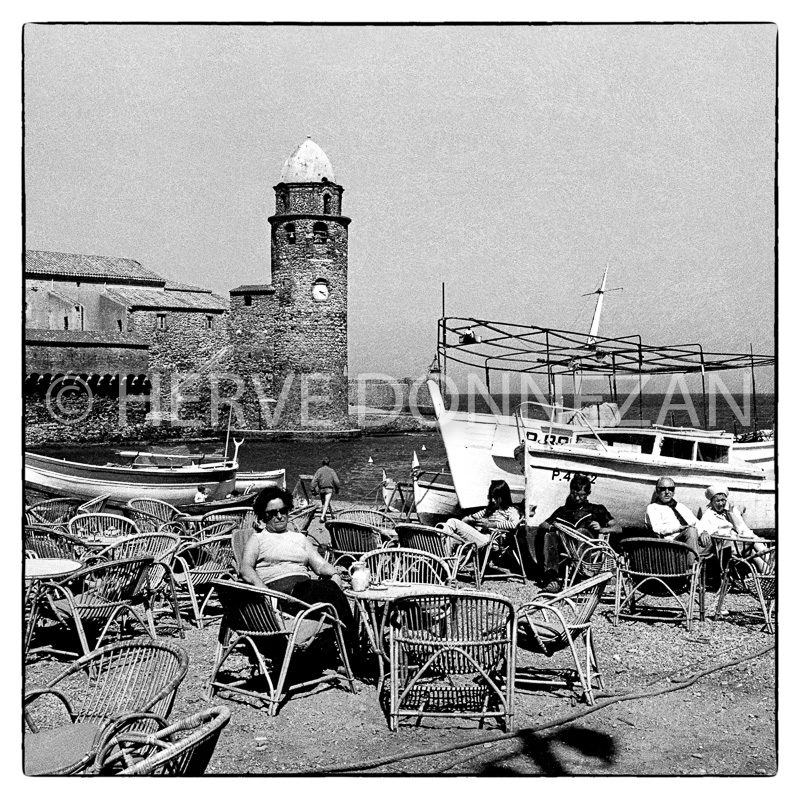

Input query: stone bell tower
[267,137,351,431]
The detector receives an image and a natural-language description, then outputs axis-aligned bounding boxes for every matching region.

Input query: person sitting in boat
[239,485,360,663]
[194,484,210,504]
[311,457,341,522]
[521,474,621,594]
[697,483,768,572]
[645,477,712,558]
[440,479,520,552]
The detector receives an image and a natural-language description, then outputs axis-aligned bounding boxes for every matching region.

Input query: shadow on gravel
[477,725,618,776]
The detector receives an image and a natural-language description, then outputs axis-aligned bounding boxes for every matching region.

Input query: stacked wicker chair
[68,512,140,542]
[359,547,451,587]
[24,640,189,775]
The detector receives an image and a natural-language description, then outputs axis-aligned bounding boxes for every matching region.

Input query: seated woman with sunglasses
[239,485,358,656]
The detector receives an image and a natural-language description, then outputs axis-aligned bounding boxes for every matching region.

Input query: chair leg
[715,565,732,619]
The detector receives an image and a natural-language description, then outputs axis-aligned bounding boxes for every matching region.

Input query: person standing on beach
[311,457,341,522]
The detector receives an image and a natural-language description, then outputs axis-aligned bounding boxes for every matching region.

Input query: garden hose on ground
[302,641,774,775]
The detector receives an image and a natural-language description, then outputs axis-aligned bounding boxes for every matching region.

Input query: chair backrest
[177,535,234,579]
[212,579,287,635]
[288,503,318,533]
[360,548,450,585]
[325,520,384,555]
[620,537,698,577]
[76,494,110,515]
[231,527,255,573]
[552,521,616,577]
[99,706,232,776]
[24,525,86,560]
[68,513,140,540]
[334,508,396,531]
[26,497,83,524]
[395,523,451,560]
[200,507,253,528]
[195,519,239,540]
[99,532,181,562]
[126,498,183,532]
[68,556,154,603]
[391,591,515,674]
[44,639,189,724]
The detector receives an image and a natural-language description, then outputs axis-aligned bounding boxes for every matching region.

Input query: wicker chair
[551,520,618,588]
[200,506,254,529]
[359,548,451,586]
[333,508,397,534]
[94,705,231,775]
[126,498,184,533]
[388,591,516,732]
[516,572,613,705]
[715,543,776,633]
[24,639,189,776]
[26,496,83,524]
[324,520,388,568]
[395,523,479,586]
[476,522,529,587]
[92,532,184,638]
[36,556,156,658]
[24,524,87,560]
[194,518,240,541]
[613,538,705,631]
[172,534,235,628]
[206,580,356,716]
[76,494,111,515]
[68,512,141,541]
[288,503,319,533]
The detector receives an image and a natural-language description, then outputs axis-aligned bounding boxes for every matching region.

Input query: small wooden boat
[25,450,239,508]
[413,469,461,526]
[176,491,258,515]
[234,469,287,495]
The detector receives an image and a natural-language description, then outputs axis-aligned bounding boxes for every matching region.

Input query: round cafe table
[345,582,464,688]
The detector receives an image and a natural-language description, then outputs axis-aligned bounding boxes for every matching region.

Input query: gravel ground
[25,511,777,777]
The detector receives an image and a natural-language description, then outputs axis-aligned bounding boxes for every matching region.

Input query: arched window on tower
[323,194,331,215]
[285,223,296,244]
[313,222,328,244]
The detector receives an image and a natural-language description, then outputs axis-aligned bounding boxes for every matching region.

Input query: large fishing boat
[518,422,775,531]
[427,273,774,518]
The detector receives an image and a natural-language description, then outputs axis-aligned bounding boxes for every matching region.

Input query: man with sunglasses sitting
[645,477,712,557]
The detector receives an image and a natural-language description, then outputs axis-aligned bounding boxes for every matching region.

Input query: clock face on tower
[312,281,330,302]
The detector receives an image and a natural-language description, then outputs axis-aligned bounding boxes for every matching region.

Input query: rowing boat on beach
[25,450,239,507]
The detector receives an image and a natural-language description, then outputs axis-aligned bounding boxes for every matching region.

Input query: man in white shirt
[645,477,712,557]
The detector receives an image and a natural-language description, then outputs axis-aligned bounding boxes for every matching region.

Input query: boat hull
[731,440,774,468]
[413,471,461,526]
[234,469,287,495]
[522,437,775,531]
[25,453,237,507]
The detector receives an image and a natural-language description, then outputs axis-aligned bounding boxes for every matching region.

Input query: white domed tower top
[279,137,336,183]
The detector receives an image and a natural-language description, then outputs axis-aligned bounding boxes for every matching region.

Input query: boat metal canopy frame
[435,316,775,428]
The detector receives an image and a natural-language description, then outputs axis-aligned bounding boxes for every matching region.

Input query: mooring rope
[299,642,774,775]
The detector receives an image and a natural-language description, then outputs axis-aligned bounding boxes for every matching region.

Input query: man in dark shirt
[523,473,621,592]
[311,457,341,522]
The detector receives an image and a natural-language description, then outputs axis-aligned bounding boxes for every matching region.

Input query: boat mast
[587,264,610,346]
[750,344,759,434]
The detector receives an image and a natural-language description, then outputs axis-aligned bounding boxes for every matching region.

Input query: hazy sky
[24,23,776,387]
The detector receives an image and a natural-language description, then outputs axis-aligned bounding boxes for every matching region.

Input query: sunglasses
[657,486,676,493]
[264,506,289,520]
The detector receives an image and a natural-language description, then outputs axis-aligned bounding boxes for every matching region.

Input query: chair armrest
[24,688,76,731]
[91,711,170,773]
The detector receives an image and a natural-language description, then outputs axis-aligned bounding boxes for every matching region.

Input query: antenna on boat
[583,264,623,346]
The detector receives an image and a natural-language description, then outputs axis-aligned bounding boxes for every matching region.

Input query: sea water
[32,392,774,503]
